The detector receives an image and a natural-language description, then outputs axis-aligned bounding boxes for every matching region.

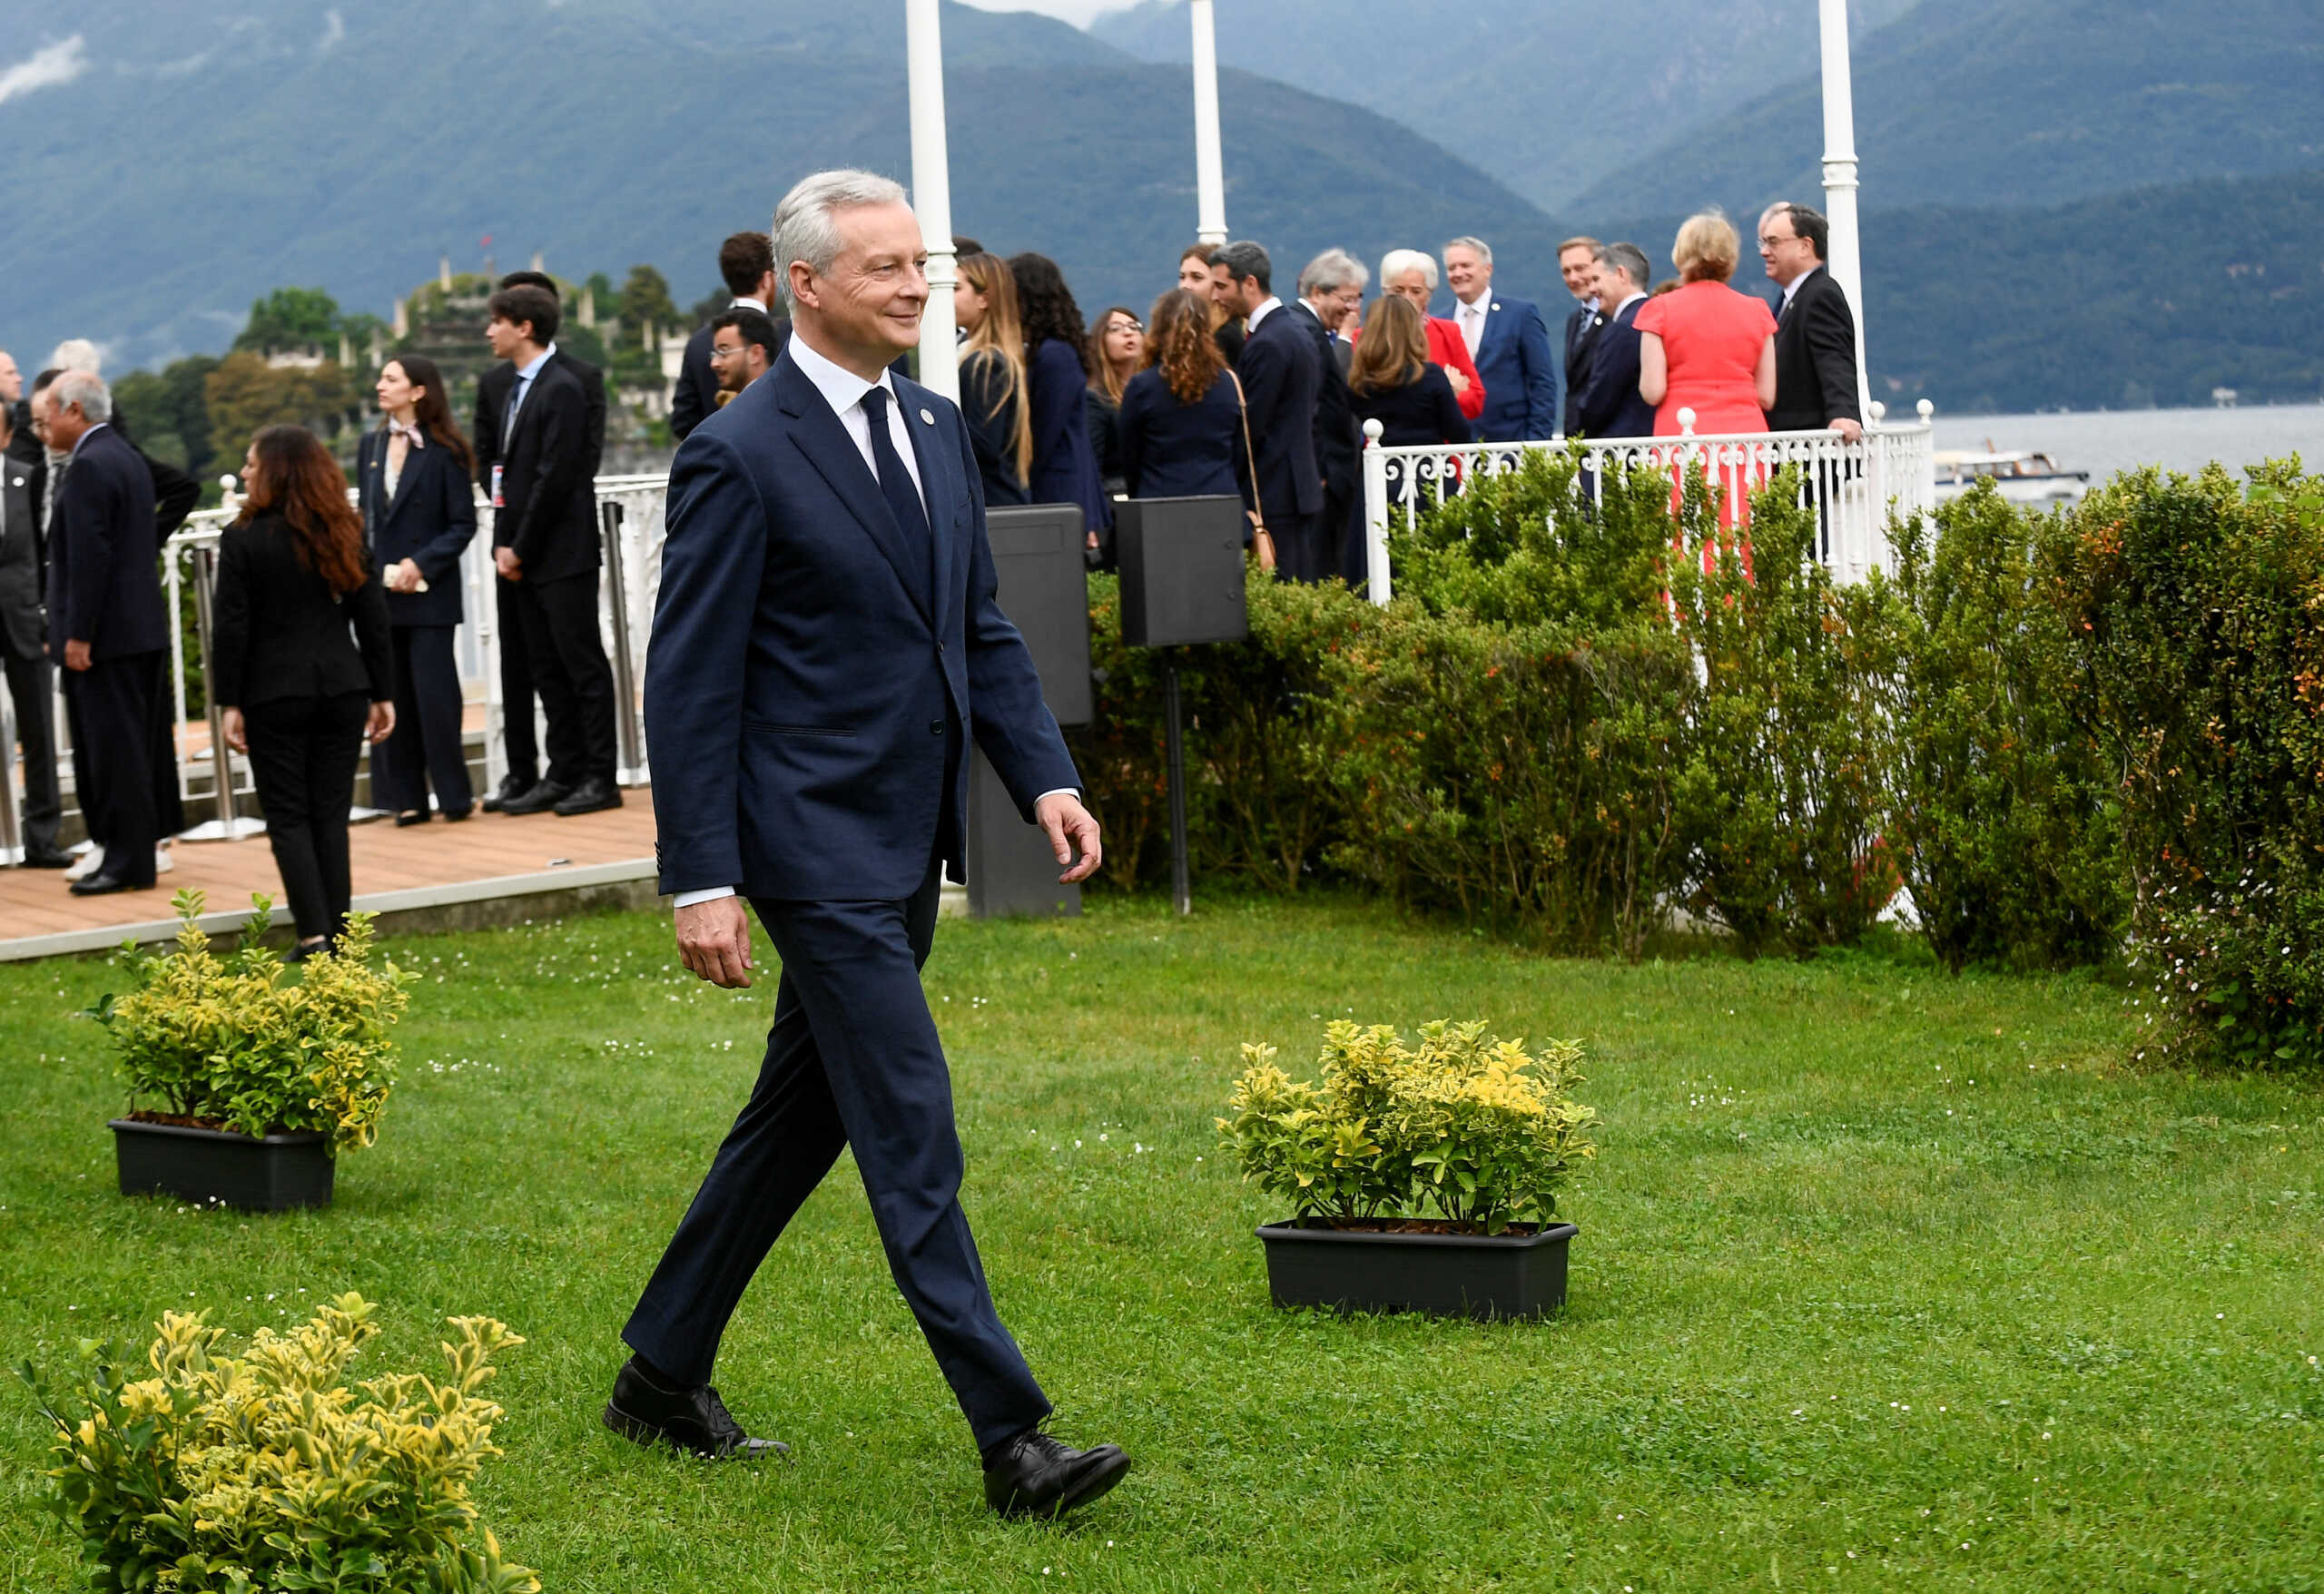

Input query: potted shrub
[1219,1019,1599,1319]
[15,1293,538,1592]
[92,890,409,1211]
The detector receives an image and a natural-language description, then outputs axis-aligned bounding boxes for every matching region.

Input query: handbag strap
[1226,369,1265,534]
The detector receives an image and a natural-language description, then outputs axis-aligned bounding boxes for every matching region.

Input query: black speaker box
[1116,495,1249,648]
[985,503,1093,728]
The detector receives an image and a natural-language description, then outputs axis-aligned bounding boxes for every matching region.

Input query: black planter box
[1256,1219,1578,1320]
[110,1118,334,1212]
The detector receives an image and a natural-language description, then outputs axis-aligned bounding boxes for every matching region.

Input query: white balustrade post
[1361,419,1391,606]
[906,0,960,404]
[1818,0,1874,425]
[1190,0,1228,247]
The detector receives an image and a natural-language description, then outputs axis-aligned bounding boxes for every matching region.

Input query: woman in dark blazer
[1084,305,1143,501]
[214,426,394,959]
[1117,289,1253,508]
[358,354,478,824]
[1008,253,1113,550]
[1347,293,1472,448]
[953,253,1031,508]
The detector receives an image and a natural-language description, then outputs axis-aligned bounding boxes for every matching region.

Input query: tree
[616,266,677,339]
[235,287,341,354]
[205,353,356,462]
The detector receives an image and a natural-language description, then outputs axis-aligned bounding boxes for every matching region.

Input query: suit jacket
[210,510,391,710]
[45,426,165,659]
[0,458,41,659]
[492,360,600,584]
[645,351,1079,902]
[1459,293,1558,442]
[1571,297,1660,442]
[1293,300,1359,500]
[1025,339,1111,532]
[12,423,196,549]
[670,321,721,442]
[474,347,607,491]
[1237,306,1324,521]
[960,351,1029,507]
[358,429,478,627]
[1562,301,1606,436]
[1768,266,1862,431]
[1118,368,1251,504]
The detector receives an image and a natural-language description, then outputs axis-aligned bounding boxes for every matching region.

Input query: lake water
[1927,404,2321,484]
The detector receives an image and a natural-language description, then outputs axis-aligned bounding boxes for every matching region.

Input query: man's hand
[675,895,754,989]
[222,706,246,754]
[494,546,522,580]
[365,701,397,744]
[388,557,424,593]
[63,639,91,672]
[1829,417,1865,442]
[1035,792,1103,884]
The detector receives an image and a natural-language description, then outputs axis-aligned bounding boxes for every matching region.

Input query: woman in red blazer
[1375,249,1486,424]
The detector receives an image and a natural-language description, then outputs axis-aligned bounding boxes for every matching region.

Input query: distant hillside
[1091,0,1918,212]
[1574,0,2324,216]
[0,0,1569,371]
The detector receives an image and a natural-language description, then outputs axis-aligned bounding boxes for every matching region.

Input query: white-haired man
[1295,248,1364,579]
[607,169,1127,1520]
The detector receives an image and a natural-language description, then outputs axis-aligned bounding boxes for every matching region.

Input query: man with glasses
[1758,203,1862,440]
[708,306,787,403]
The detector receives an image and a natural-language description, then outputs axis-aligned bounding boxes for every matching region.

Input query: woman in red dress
[1376,249,1487,427]
[1635,211,1777,545]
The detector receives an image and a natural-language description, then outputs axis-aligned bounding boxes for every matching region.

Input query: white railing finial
[1916,398,1935,422]
[1361,419,1384,446]
[1677,408,1698,438]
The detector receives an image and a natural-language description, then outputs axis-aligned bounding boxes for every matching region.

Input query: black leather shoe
[442,803,476,822]
[394,810,431,827]
[21,844,73,869]
[497,778,572,816]
[602,1356,787,1461]
[479,772,536,813]
[552,777,624,816]
[70,866,156,897]
[982,1429,1132,1519]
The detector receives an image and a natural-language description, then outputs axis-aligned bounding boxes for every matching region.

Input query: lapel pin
[919,408,935,426]
[1492,301,1502,311]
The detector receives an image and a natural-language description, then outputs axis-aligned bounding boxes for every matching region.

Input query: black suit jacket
[0,457,41,659]
[210,511,391,710]
[1768,266,1862,431]
[46,426,165,659]
[474,348,607,492]
[493,360,600,584]
[1562,301,1605,436]
[358,430,478,628]
[1294,300,1359,500]
[670,322,720,442]
[1237,306,1324,521]
[1571,298,1660,442]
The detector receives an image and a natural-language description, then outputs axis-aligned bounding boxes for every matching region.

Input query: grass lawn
[2,891,2319,1591]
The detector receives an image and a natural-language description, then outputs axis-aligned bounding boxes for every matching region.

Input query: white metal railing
[1358,399,1938,604]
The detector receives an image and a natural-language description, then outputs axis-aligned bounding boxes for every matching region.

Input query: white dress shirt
[1245,295,1285,334]
[1779,266,1818,319]
[1454,291,1491,359]
[672,330,1072,910]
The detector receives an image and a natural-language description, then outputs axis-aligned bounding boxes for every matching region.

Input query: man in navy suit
[1571,242,1659,443]
[1210,241,1325,582]
[1442,237,1557,444]
[608,170,1128,1520]
[1557,236,1603,438]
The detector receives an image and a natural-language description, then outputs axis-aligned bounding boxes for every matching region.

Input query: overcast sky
[957,0,1122,27]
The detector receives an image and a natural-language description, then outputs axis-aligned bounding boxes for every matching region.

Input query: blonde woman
[1634,210,1777,438]
[954,251,1032,506]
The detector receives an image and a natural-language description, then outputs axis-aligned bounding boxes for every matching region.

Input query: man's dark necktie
[859,386,934,606]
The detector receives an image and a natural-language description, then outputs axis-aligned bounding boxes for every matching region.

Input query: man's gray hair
[49,338,101,375]
[771,168,911,308]
[1596,241,1651,295]
[1297,248,1368,300]
[1442,235,1493,267]
[52,369,111,421]
[1207,240,1273,293]
[1378,249,1438,291]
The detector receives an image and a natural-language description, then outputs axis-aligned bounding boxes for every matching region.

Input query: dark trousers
[3,644,62,851]
[61,649,176,883]
[1266,507,1327,585]
[623,862,1050,1451]
[495,576,537,785]
[245,692,369,941]
[370,625,473,816]
[510,572,615,787]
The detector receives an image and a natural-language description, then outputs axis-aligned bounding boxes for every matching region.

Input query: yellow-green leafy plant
[15,1294,537,1593]
[90,890,409,1150]
[1218,1018,1599,1234]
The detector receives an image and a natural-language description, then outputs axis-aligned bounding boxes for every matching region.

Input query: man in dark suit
[671,231,780,442]
[42,372,172,896]
[473,271,607,812]
[1443,237,1558,444]
[483,285,620,817]
[1294,249,1364,585]
[1759,202,1864,438]
[1571,242,1659,443]
[1211,241,1325,583]
[0,384,69,866]
[1557,236,1602,438]
[606,170,1127,1519]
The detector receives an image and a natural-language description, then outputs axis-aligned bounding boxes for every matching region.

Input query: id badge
[491,464,504,508]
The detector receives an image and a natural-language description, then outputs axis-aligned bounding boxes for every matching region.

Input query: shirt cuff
[673,886,736,908]
[1034,787,1079,808]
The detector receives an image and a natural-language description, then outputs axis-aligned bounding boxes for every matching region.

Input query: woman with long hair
[1347,294,1472,517]
[1007,252,1113,548]
[1083,305,1143,500]
[358,353,477,826]
[212,425,393,959]
[954,252,1031,507]
[1116,289,1251,512]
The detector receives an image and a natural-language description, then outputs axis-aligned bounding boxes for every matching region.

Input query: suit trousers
[370,625,474,816]
[494,576,538,784]
[622,861,1052,1452]
[510,572,615,787]
[61,650,173,882]
[3,644,62,851]
[245,692,369,941]
[1266,509,1327,585]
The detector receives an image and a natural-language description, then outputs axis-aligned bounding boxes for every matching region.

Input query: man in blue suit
[1443,237,1558,444]
[1570,242,1659,442]
[608,171,1129,1520]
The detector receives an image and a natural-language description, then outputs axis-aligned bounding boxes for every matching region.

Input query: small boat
[1933,448,2091,507]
